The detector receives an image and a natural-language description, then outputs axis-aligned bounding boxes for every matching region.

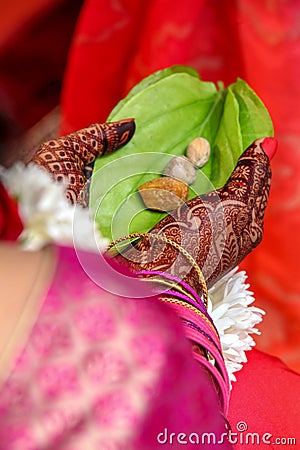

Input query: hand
[31,119,135,204]
[115,137,277,294]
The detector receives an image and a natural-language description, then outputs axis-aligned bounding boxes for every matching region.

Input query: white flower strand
[0,162,108,252]
[208,268,265,386]
[1,163,265,384]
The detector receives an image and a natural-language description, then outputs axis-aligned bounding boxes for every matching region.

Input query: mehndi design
[31,119,135,204]
[31,124,275,296]
[116,138,274,297]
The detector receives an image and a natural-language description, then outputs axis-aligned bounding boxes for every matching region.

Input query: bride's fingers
[31,119,135,203]
[202,137,275,286]
[116,137,276,294]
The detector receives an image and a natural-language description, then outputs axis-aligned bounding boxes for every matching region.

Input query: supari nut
[163,155,197,185]
[138,177,188,212]
[186,137,210,168]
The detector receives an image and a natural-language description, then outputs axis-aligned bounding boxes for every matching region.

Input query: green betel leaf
[109,65,200,118]
[230,78,274,149]
[90,67,273,242]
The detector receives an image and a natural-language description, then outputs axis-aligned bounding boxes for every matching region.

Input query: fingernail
[261,137,278,160]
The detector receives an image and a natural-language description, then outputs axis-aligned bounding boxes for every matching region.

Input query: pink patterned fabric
[0,246,231,449]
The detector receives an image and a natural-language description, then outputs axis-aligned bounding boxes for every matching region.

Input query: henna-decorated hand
[30,119,135,204]
[116,137,277,294]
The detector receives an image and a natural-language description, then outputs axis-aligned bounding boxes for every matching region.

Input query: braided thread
[107,231,208,308]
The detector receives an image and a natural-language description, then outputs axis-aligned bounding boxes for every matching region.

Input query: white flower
[208,267,265,386]
[0,162,108,252]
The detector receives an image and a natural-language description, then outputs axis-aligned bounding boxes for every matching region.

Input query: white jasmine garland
[0,163,265,383]
[0,162,108,252]
[208,268,265,386]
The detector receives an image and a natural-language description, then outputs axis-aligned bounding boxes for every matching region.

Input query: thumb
[31,119,135,203]
[72,118,136,165]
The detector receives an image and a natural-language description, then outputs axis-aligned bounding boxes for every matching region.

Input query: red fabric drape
[228,349,300,449]
[0,183,23,240]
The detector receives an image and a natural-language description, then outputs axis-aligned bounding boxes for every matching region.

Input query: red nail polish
[261,137,278,161]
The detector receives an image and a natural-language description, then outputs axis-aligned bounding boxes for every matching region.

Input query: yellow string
[107,231,208,308]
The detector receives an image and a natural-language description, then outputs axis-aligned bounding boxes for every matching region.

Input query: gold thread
[159,296,217,334]
[107,232,208,308]
[140,276,198,303]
